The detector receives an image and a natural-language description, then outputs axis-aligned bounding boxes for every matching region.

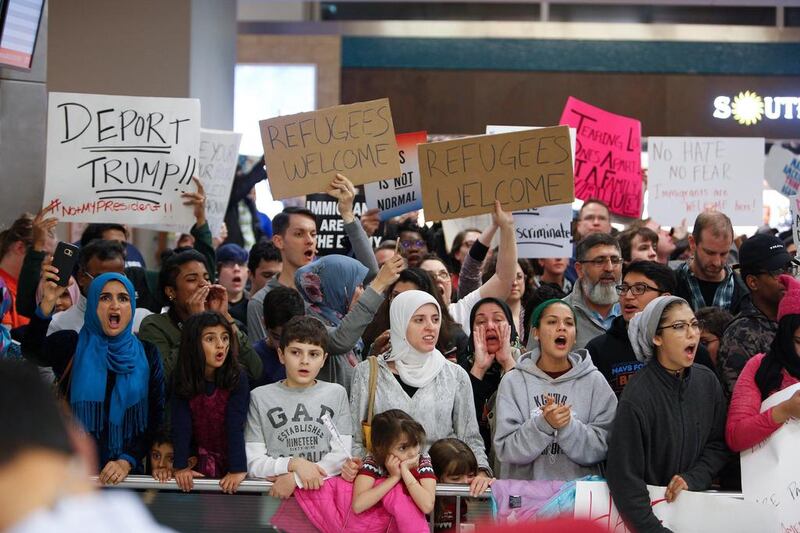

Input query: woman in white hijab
[350,290,493,496]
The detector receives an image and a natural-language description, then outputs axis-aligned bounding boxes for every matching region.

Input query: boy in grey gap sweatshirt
[493,347,617,480]
[245,317,353,498]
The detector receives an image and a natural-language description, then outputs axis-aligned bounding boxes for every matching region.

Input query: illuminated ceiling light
[731,90,764,126]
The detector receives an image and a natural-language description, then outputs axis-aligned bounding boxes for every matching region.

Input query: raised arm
[457,222,497,299]
[478,201,517,300]
[328,173,379,280]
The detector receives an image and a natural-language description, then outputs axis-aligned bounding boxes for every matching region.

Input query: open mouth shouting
[303,249,315,261]
[107,312,122,331]
[683,342,697,361]
[553,335,569,350]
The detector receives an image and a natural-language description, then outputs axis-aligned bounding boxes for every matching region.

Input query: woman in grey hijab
[606,295,730,533]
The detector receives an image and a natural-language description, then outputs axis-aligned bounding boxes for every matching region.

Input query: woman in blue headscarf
[295,254,368,390]
[23,262,164,485]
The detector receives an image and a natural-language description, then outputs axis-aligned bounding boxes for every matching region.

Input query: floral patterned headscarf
[295,255,369,366]
[295,255,369,327]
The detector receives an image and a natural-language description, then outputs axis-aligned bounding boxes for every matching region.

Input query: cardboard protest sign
[648,137,765,226]
[486,125,577,169]
[559,97,642,218]
[259,98,401,200]
[305,188,381,256]
[741,383,800,530]
[419,126,574,221]
[44,92,200,225]
[574,480,773,533]
[513,204,573,259]
[765,144,800,196]
[364,131,427,221]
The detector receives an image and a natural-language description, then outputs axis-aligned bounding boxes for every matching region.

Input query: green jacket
[138,311,263,386]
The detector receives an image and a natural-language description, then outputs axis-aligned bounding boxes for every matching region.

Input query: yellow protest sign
[259,98,401,199]
[419,125,574,221]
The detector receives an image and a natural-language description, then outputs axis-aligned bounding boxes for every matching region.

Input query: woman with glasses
[586,261,717,397]
[606,296,730,533]
[726,274,800,453]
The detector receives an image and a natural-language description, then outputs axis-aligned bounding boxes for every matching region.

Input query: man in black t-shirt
[674,211,748,315]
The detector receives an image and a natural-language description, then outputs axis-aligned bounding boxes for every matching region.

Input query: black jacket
[606,360,730,533]
[586,315,718,398]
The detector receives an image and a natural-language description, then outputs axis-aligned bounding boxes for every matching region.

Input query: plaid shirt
[676,262,736,311]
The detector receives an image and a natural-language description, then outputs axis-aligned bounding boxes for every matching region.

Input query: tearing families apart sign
[260,98,401,200]
[559,97,643,218]
[741,382,800,531]
[364,131,427,221]
[43,92,201,225]
[647,136,765,226]
[419,126,574,221]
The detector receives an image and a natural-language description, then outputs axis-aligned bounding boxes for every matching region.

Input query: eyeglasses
[400,239,426,249]
[656,320,703,335]
[615,283,664,296]
[429,270,451,281]
[756,263,799,278]
[579,256,623,267]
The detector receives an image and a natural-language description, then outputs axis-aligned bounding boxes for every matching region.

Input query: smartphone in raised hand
[50,242,79,287]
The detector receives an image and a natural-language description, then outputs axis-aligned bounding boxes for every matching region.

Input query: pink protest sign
[559,97,642,218]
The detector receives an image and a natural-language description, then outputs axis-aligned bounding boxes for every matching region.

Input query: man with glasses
[718,233,796,397]
[675,211,749,314]
[560,233,623,350]
[586,261,716,396]
[563,199,613,285]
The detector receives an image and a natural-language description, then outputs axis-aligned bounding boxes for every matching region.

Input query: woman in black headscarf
[458,297,521,456]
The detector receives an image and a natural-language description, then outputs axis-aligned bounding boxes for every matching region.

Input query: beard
[583,278,619,306]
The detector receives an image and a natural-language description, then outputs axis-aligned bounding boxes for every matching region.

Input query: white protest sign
[138,129,242,235]
[647,137,764,226]
[765,144,800,197]
[574,480,773,533]
[741,382,800,531]
[197,129,242,237]
[442,214,493,253]
[44,92,200,225]
[513,204,573,259]
[365,131,426,221]
[791,196,800,251]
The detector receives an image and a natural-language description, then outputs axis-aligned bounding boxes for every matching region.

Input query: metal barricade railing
[98,476,744,533]
[97,475,494,532]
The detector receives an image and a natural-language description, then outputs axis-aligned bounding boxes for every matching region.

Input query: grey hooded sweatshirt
[494,347,617,481]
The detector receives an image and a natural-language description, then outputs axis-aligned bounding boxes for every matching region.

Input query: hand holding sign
[32,204,59,252]
[181,176,206,227]
[326,173,357,224]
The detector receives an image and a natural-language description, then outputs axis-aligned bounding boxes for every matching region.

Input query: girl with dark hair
[171,311,249,493]
[23,269,164,484]
[363,268,469,362]
[138,249,262,383]
[429,438,485,532]
[352,409,437,517]
[607,296,729,532]
[495,299,616,481]
[458,297,521,457]
[727,275,800,452]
